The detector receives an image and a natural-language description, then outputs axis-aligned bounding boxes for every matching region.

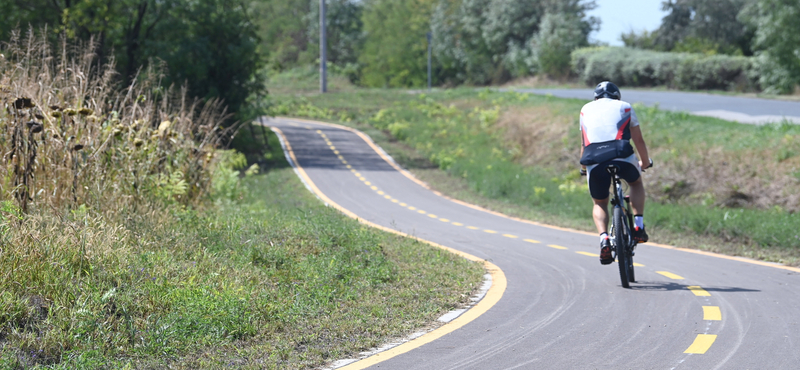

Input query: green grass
[0,130,484,369]
[267,76,800,266]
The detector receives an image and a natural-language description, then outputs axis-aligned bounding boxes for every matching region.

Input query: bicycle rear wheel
[613,206,630,288]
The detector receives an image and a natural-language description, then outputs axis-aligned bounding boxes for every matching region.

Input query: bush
[571,46,760,91]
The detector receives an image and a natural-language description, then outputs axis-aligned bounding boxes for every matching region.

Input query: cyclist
[579,81,651,265]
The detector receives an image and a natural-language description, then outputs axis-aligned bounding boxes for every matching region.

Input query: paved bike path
[268,117,800,369]
[516,88,800,124]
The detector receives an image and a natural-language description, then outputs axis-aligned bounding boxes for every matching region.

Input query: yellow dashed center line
[502,234,518,239]
[451,222,463,226]
[408,206,416,210]
[684,334,717,354]
[333,150,340,155]
[391,199,399,203]
[370,186,378,191]
[359,177,366,181]
[656,271,685,280]
[384,195,391,199]
[346,165,352,169]
[467,226,479,230]
[427,214,437,218]
[703,306,722,321]
[354,172,361,177]
[439,218,450,222]
[377,191,385,195]
[576,251,598,257]
[329,146,336,150]
[687,286,711,296]
[399,203,407,207]
[417,210,426,214]
[633,262,645,267]
[524,239,540,244]
[483,229,498,234]
[364,181,371,185]
[337,155,344,160]
[547,244,568,250]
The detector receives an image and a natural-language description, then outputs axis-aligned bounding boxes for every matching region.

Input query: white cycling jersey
[579,98,639,145]
[580,98,642,177]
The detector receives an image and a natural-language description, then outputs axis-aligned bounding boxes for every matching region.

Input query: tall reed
[0,29,234,214]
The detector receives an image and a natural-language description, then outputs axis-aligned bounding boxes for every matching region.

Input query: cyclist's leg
[628,177,645,216]
[592,197,609,235]
[587,164,612,234]
[614,156,644,214]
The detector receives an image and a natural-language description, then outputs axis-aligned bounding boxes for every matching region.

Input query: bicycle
[583,159,653,288]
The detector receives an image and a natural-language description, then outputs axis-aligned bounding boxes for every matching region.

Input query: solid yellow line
[687,286,711,296]
[524,239,540,244]
[502,234,518,239]
[684,334,717,354]
[271,126,506,370]
[547,244,568,250]
[703,306,721,321]
[275,117,800,275]
[576,251,598,257]
[656,271,685,280]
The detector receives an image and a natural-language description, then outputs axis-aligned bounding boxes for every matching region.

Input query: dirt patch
[495,105,800,212]
[496,105,580,172]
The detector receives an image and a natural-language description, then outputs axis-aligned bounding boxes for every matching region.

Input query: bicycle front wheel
[613,206,630,288]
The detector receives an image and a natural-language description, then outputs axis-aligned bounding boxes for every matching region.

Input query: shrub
[571,46,760,91]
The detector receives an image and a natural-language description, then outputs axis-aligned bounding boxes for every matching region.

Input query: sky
[587,0,669,46]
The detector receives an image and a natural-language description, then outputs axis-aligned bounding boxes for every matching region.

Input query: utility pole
[320,0,327,93]
[426,32,432,91]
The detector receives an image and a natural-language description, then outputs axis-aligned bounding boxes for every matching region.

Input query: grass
[266,70,800,266]
[0,130,484,369]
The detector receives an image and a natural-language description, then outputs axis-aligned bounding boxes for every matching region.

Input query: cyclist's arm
[630,125,650,169]
[579,129,586,171]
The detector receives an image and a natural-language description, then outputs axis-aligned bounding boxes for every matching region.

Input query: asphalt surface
[268,117,800,369]
[516,88,800,124]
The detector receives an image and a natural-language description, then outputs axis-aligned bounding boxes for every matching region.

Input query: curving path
[515,88,800,124]
[266,117,800,370]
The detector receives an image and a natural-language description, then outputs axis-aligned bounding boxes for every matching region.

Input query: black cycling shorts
[587,159,641,200]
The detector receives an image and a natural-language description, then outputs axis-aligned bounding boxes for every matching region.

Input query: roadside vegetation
[269,69,800,266]
[0,32,483,369]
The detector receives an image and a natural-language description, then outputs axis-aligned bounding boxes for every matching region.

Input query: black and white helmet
[594,81,621,100]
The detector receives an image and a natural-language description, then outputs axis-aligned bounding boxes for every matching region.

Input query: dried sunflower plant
[0,29,234,215]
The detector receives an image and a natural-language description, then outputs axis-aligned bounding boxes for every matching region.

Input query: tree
[741,0,800,93]
[430,0,596,84]
[359,0,437,87]
[533,11,589,78]
[0,0,264,121]
[651,0,756,55]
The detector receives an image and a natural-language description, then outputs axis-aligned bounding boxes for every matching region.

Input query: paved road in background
[269,117,800,370]
[517,88,800,124]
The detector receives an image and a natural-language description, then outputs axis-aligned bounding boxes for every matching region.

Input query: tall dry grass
[0,29,238,366]
[0,29,234,214]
